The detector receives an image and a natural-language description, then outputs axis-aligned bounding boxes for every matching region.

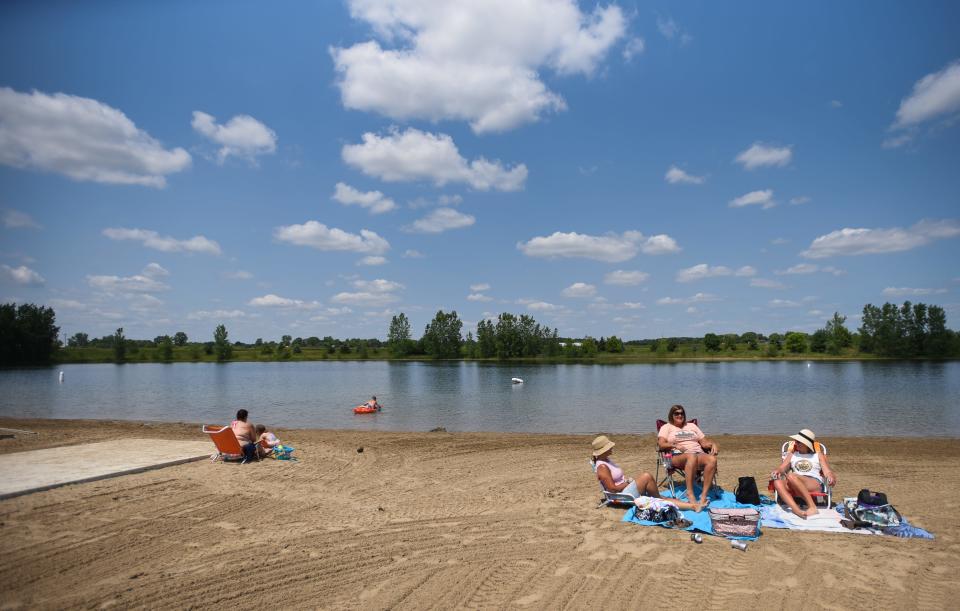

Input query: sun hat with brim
[789,429,816,452]
[592,435,616,457]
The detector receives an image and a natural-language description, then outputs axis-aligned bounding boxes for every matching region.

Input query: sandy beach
[1,418,958,610]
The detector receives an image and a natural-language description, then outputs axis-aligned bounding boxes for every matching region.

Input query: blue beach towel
[622,484,763,541]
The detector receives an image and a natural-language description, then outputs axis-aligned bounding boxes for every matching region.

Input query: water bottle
[730,540,748,551]
[663,452,673,470]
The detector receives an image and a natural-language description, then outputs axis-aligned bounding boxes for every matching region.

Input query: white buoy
[511,377,524,384]
[59,371,64,383]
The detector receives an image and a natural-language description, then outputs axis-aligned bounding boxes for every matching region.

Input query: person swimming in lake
[364,396,382,410]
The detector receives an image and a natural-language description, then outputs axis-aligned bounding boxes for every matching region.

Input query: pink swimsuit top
[595,459,626,488]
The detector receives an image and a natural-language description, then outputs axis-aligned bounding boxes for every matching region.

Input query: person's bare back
[231,409,256,444]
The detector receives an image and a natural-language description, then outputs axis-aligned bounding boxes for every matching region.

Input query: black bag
[735,476,761,505]
[857,489,888,506]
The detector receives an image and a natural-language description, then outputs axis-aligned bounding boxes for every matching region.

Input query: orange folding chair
[769,440,833,508]
[203,424,259,464]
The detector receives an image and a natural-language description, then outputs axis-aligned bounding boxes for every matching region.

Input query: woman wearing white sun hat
[770,428,837,519]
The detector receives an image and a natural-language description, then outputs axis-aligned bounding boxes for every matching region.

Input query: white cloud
[562,282,596,298]
[404,207,475,233]
[620,302,645,310]
[187,309,247,320]
[49,299,85,310]
[518,230,679,262]
[657,16,691,43]
[467,293,493,302]
[657,293,718,305]
[102,227,222,255]
[1,264,44,286]
[734,143,792,170]
[801,219,960,258]
[248,294,321,309]
[342,128,527,191]
[357,255,387,266]
[142,262,169,277]
[87,272,168,293]
[881,287,948,297]
[0,87,191,187]
[470,283,491,292]
[769,299,802,308]
[830,100,843,108]
[776,263,846,276]
[604,270,649,285]
[729,189,775,209]
[191,111,277,163]
[676,264,753,283]
[403,249,425,258]
[126,294,164,313]
[224,270,253,280]
[330,291,400,305]
[2,209,41,229]
[331,1,625,133]
[527,301,560,312]
[665,165,705,185]
[789,196,811,205]
[274,221,389,255]
[750,278,786,289]
[352,278,404,293]
[622,37,645,62]
[891,59,960,129]
[332,182,397,214]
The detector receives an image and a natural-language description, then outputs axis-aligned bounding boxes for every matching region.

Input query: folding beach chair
[203,424,259,464]
[771,441,832,508]
[654,418,720,500]
[590,460,638,508]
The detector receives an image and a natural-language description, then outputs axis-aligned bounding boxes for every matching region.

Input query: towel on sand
[622,484,761,541]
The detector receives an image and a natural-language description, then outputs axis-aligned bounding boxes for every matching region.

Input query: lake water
[1,361,958,437]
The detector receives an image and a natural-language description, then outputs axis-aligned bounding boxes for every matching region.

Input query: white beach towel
[761,505,877,535]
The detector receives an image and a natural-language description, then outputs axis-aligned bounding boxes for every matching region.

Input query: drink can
[730,540,748,551]
[690,533,703,544]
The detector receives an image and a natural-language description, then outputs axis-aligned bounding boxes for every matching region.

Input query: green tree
[173,331,188,346]
[68,332,89,347]
[809,329,829,353]
[784,332,807,353]
[422,310,463,359]
[581,337,598,357]
[606,335,624,353]
[0,303,61,365]
[741,331,759,350]
[703,333,721,352]
[476,319,497,358]
[723,334,738,351]
[768,333,783,349]
[824,312,852,355]
[280,335,292,347]
[213,324,232,361]
[927,305,951,357]
[159,335,174,361]
[495,312,521,358]
[388,313,413,356]
[113,327,126,362]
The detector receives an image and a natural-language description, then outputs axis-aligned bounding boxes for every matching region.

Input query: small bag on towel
[708,508,760,538]
[735,476,761,505]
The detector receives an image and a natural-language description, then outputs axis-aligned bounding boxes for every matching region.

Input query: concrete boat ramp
[0,438,212,500]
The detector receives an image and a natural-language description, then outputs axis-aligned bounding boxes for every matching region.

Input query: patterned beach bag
[708,508,760,538]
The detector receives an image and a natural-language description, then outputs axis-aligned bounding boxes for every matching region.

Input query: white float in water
[511,377,524,384]
[59,371,64,383]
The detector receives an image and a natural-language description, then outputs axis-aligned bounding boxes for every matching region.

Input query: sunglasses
[671,412,685,418]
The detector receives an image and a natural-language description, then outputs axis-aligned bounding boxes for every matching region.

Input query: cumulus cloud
[0,87,191,187]
[776,263,845,276]
[604,270,649,285]
[2,208,41,229]
[102,227,221,255]
[331,278,404,305]
[801,219,960,258]
[562,282,596,298]
[729,189,775,209]
[357,255,387,266]
[750,278,786,289]
[467,293,493,302]
[881,287,947,297]
[622,37,645,62]
[735,143,792,170]
[657,293,718,305]
[141,262,169,277]
[342,128,527,191]
[526,301,560,312]
[187,309,247,320]
[87,272,168,293]
[891,59,960,130]
[769,299,802,307]
[331,1,625,133]
[404,207,475,233]
[676,264,755,283]
[332,182,397,214]
[470,283,491,292]
[665,165,705,185]
[789,196,811,205]
[518,230,679,262]
[1,264,44,286]
[191,111,277,163]
[274,221,389,255]
[403,249,425,258]
[248,294,321,309]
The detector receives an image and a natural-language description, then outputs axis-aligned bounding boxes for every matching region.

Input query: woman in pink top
[657,404,719,510]
[592,435,698,511]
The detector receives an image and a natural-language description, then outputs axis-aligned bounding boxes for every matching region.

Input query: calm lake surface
[1,361,958,437]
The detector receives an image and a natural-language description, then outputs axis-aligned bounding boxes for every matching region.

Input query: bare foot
[692,501,703,513]
[700,497,711,509]
[791,507,808,520]
[805,508,819,518]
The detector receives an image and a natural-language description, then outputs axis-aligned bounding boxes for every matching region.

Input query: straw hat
[790,429,817,452]
[592,435,616,457]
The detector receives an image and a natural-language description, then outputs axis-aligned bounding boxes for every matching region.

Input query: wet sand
[1,418,958,610]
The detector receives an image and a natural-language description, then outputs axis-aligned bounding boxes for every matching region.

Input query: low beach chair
[771,440,832,508]
[590,460,638,508]
[203,424,258,464]
[654,418,720,500]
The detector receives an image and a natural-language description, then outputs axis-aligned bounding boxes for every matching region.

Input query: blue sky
[1,0,958,343]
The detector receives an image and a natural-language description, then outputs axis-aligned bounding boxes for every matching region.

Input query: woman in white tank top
[770,428,837,519]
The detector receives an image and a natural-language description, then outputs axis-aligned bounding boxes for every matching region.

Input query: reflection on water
[0,360,958,437]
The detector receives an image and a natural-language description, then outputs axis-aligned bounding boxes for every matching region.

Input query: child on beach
[256,424,293,459]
